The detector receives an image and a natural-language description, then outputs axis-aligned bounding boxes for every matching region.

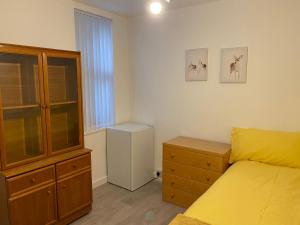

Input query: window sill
[84,128,107,136]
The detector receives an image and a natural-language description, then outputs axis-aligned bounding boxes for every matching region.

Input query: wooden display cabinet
[0,43,92,225]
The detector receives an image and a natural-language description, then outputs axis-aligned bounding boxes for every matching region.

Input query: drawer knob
[47,190,52,195]
[30,178,36,183]
[171,168,175,173]
[206,177,211,182]
[207,162,211,167]
[72,164,77,169]
[171,194,175,199]
[170,154,175,159]
[170,182,175,186]
[62,184,67,189]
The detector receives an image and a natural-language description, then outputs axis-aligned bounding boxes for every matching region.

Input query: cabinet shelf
[50,101,77,107]
[2,104,40,111]
[2,101,78,111]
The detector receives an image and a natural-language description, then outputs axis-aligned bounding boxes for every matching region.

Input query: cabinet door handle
[30,178,36,183]
[47,190,52,195]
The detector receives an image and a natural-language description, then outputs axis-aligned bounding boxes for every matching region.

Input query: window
[75,9,115,133]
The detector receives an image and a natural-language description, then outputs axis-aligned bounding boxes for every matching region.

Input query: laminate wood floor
[72,180,184,225]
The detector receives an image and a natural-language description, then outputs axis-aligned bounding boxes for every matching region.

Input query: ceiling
[75,0,216,17]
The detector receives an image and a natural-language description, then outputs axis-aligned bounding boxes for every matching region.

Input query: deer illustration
[230,55,244,79]
[200,61,207,70]
[188,63,198,71]
[188,60,207,73]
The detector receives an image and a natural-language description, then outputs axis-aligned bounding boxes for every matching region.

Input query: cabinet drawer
[7,166,55,196]
[164,146,225,172]
[163,174,210,196]
[163,186,199,208]
[163,160,222,185]
[56,154,91,179]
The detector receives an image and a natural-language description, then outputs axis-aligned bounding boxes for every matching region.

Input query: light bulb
[150,2,163,14]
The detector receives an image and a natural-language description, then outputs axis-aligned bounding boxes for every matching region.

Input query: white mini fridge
[107,123,154,191]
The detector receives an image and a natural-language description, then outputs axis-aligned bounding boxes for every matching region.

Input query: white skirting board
[92,176,108,189]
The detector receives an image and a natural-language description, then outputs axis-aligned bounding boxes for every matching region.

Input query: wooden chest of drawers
[162,137,231,208]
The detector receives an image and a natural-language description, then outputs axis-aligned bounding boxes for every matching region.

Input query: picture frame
[220,47,248,83]
[185,48,208,81]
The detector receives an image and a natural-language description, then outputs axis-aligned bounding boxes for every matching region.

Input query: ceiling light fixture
[149,0,170,15]
[150,1,163,14]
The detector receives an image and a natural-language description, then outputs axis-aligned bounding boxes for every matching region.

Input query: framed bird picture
[220,47,248,83]
[185,48,208,81]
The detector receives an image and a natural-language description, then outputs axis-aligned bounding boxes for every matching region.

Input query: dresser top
[164,136,231,156]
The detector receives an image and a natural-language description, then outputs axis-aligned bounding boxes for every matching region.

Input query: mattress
[185,161,300,225]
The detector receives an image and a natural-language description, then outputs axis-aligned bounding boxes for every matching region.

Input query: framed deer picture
[185,48,208,81]
[220,47,248,83]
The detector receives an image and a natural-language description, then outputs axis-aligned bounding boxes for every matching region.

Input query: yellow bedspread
[185,161,300,225]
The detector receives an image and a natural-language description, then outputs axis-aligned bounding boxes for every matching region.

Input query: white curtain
[75,9,115,133]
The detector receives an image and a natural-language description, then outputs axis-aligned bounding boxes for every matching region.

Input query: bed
[184,160,300,225]
[169,128,300,225]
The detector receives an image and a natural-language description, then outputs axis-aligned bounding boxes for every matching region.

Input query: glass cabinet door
[0,52,46,167]
[44,54,82,153]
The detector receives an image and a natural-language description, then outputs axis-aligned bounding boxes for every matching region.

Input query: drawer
[163,174,210,196]
[163,160,222,185]
[7,166,55,196]
[56,154,91,179]
[163,186,199,208]
[164,146,225,172]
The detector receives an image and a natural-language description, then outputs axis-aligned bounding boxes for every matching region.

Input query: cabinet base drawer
[7,166,55,197]
[163,186,199,208]
[56,153,91,179]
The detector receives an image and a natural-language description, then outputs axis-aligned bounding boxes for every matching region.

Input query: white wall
[0,0,132,186]
[84,130,107,188]
[2,0,300,183]
[129,0,300,169]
